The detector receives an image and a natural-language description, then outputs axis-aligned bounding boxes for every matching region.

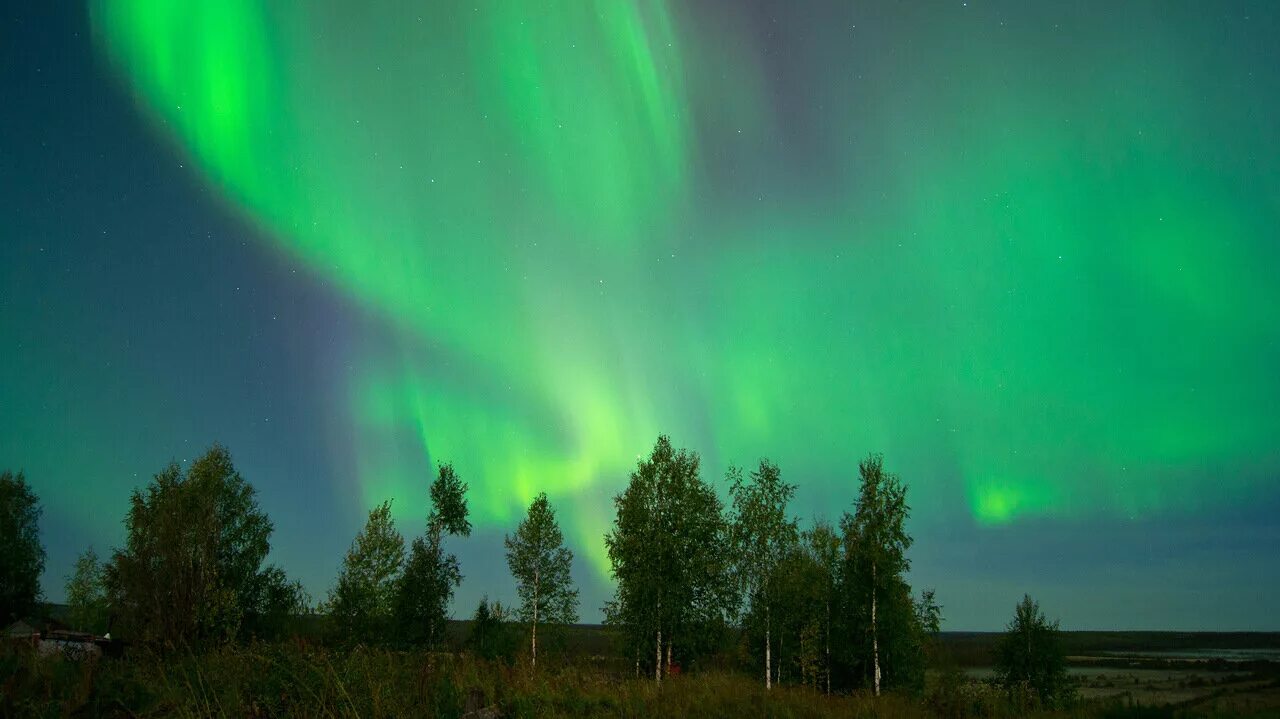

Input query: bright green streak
[92,2,1280,569]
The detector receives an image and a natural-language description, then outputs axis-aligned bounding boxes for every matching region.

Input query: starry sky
[2,1,1278,630]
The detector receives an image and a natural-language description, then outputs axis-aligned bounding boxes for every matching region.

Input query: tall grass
[0,643,1265,718]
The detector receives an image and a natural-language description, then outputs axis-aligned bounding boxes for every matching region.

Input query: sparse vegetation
[4,640,1274,718]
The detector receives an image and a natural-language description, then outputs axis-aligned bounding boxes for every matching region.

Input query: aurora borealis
[2,1,1278,629]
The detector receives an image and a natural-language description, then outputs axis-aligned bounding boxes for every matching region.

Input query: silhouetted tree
[428,462,471,537]
[244,565,309,640]
[995,594,1069,707]
[837,454,923,693]
[763,542,826,689]
[329,501,405,641]
[395,533,458,646]
[505,492,578,667]
[0,470,44,624]
[104,445,299,644]
[66,547,107,633]
[605,436,733,682]
[804,520,842,693]
[468,596,517,661]
[916,589,942,636]
[728,459,798,689]
[394,462,471,647]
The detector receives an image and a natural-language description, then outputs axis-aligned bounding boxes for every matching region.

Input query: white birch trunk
[825,598,831,695]
[532,570,539,668]
[765,606,772,690]
[872,561,881,696]
[656,626,662,682]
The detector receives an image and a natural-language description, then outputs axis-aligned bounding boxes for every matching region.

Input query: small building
[3,619,40,642]
[4,617,104,658]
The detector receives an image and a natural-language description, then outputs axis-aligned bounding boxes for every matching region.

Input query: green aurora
[86,0,1279,575]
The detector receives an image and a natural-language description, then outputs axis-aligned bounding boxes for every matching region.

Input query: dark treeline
[1,437,1072,710]
[604,436,937,696]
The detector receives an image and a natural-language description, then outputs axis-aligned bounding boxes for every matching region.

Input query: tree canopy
[394,462,472,647]
[995,594,1070,707]
[728,459,798,689]
[394,533,458,646]
[104,445,302,644]
[429,462,471,537]
[605,436,734,681]
[329,500,405,641]
[837,454,921,694]
[65,547,107,634]
[505,492,578,666]
[0,470,44,624]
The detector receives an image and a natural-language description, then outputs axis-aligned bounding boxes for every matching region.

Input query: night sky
[3,1,1278,630]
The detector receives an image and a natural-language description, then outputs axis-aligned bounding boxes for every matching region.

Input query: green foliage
[505,492,578,665]
[728,458,799,686]
[65,547,107,634]
[468,597,519,661]
[604,435,735,678]
[803,520,842,692]
[0,470,45,624]
[328,500,405,641]
[244,565,310,640]
[916,588,942,636]
[995,594,1070,707]
[729,460,799,600]
[392,461,472,648]
[756,543,825,687]
[394,533,459,647]
[429,462,471,537]
[103,445,299,644]
[835,454,927,693]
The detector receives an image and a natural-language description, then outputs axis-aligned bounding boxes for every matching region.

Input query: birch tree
[395,462,471,647]
[504,492,578,667]
[840,454,912,695]
[995,594,1069,706]
[105,445,298,643]
[329,501,405,641]
[804,520,842,694]
[728,459,797,690]
[605,435,732,682]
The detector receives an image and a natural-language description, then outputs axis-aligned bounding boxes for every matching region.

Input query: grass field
[4,626,1279,718]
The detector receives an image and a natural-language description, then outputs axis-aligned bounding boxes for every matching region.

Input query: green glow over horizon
[89,0,1280,571]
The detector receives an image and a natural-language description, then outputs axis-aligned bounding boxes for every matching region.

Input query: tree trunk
[666,635,672,673]
[872,561,881,696]
[765,606,772,690]
[532,570,539,668]
[656,626,662,682]
[778,624,783,687]
[825,598,831,695]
